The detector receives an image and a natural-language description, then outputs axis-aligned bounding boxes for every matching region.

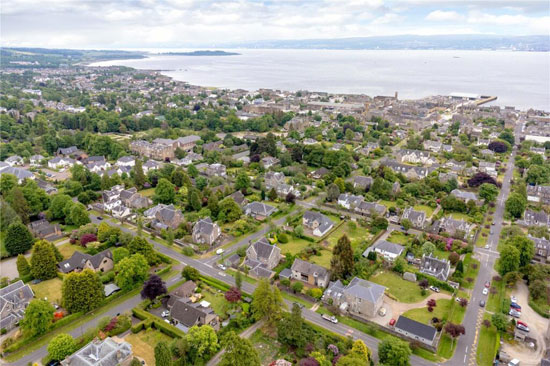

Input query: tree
[188,164,199,178]
[479,183,499,202]
[499,130,515,146]
[30,240,58,280]
[467,172,497,187]
[331,235,354,279]
[80,233,97,247]
[113,247,130,263]
[0,173,17,195]
[372,216,388,231]
[488,140,509,153]
[20,299,54,337]
[171,168,185,187]
[0,199,20,231]
[188,188,202,211]
[154,341,172,366]
[349,339,370,361]
[5,222,34,256]
[115,254,149,291]
[393,257,405,274]
[491,313,508,332]
[401,219,412,231]
[285,192,296,204]
[505,193,526,219]
[459,298,468,308]
[448,252,460,266]
[47,333,76,361]
[186,325,219,362]
[50,241,63,262]
[235,170,251,191]
[218,198,242,223]
[207,194,220,219]
[134,160,146,188]
[444,322,465,346]
[291,281,304,293]
[154,178,176,204]
[421,241,436,256]
[49,194,73,220]
[97,222,120,243]
[497,245,520,275]
[127,236,156,265]
[505,235,534,268]
[141,274,167,300]
[182,265,200,281]
[8,187,30,223]
[277,303,309,349]
[16,254,31,277]
[235,270,242,290]
[252,279,285,325]
[378,338,411,366]
[326,183,340,202]
[220,331,260,366]
[69,203,91,226]
[62,269,104,313]
[225,287,241,303]
[268,188,277,201]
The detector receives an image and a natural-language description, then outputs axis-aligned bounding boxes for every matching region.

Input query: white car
[322,314,338,324]
[218,264,227,271]
[510,296,518,304]
[161,311,170,318]
[164,318,171,324]
[509,309,521,318]
[216,248,224,255]
[484,244,490,249]
[429,286,440,293]
[482,288,488,295]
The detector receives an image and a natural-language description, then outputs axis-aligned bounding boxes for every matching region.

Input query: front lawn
[31,278,63,304]
[378,200,396,209]
[414,205,435,218]
[138,188,155,197]
[437,334,455,359]
[402,299,452,324]
[449,212,471,221]
[462,253,480,290]
[387,231,410,245]
[370,270,427,303]
[125,329,173,366]
[309,249,333,268]
[477,313,499,366]
[58,243,84,259]
[278,237,312,256]
[325,222,371,249]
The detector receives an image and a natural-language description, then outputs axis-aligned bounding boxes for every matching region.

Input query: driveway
[501,281,549,366]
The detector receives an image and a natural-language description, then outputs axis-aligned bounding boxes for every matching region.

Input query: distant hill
[220,34,549,51]
[159,50,240,56]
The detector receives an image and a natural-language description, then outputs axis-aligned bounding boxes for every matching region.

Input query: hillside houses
[145,204,184,230]
[396,149,436,165]
[420,254,451,281]
[527,185,550,204]
[58,249,114,274]
[290,258,330,288]
[527,235,550,262]
[244,202,277,220]
[245,238,281,278]
[381,160,430,180]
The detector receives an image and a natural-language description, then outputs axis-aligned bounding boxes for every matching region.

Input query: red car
[517,321,528,327]
[389,319,396,326]
[485,281,491,288]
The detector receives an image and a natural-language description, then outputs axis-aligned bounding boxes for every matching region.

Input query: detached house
[435,216,473,238]
[245,238,281,278]
[338,193,364,210]
[323,277,385,319]
[401,207,427,229]
[244,202,277,220]
[450,189,479,204]
[58,249,114,274]
[420,254,451,281]
[0,280,34,331]
[30,154,44,167]
[261,156,280,170]
[116,156,136,168]
[5,155,24,166]
[394,316,437,347]
[527,185,550,204]
[28,219,62,241]
[265,171,286,189]
[363,240,405,261]
[48,156,76,169]
[192,217,221,246]
[205,163,227,178]
[151,204,184,230]
[423,140,442,152]
[528,235,550,262]
[302,210,334,237]
[170,298,220,332]
[351,176,373,191]
[396,149,436,165]
[290,258,330,288]
[62,337,132,366]
[521,209,550,227]
[355,201,386,217]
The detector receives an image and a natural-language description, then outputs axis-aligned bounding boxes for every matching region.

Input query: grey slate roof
[291,258,329,278]
[345,277,386,304]
[363,240,405,257]
[395,316,437,341]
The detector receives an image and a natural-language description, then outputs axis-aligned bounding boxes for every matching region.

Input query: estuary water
[92,49,550,111]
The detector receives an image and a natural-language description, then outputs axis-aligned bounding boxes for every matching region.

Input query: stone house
[244,202,277,220]
[58,249,114,274]
[61,337,132,366]
[0,280,34,331]
[420,254,451,281]
[322,277,385,319]
[401,207,427,229]
[290,258,330,288]
[302,210,334,237]
[192,217,221,246]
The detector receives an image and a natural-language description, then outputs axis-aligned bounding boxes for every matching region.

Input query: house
[435,216,473,238]
[394,316,438,347]
[355,201,386,217]
[322,277,385,319]
[61,337,132,366]
[205,163,227,178]
[224,254,241,268]
[0,165,35,183]
[48,156,76,169]
[290,258,330,288]
[528,235,550,262]
[302,210,334,237]
[351,176,373,191]
[229,190,248,207]
[261,156,280,169]
[30,154,44,166]
[102,185,124,211]
[401,207,427,229]
[143,159,162,173]
[522,209,550,227]
[170,298,220,331]
[310,167,330,179]
[423,140,442,152]
[152,205,184,230]
[527,185,550,204]
[86,157,111,173]
[36,179,58,194]
[363,240,405,261]
[119,187,152,209]
[170,280,197,299]
[444,160,466,173]
[396,149,436,165]
[0,280,34,331]
[116,156,136,168]
[439,172,458,183]
[28,219,62,241]
[244,202,277,220]
[245,238,281,270]
[265,171,286,189]
[479,161,497,175]
[5,155,24,166]
[337,193,364,210]
[111,204,131,219]
[276,184,300,199]
[382,160,430,179]
[58,249,114,274]
[192,217,221,246]
[450,189,479,204]
[420,254,451,281]
[176,135,201,151]
[57,146,80,156]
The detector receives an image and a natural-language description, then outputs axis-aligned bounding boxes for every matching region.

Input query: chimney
[19,288,24,299]
[395,91,398,100]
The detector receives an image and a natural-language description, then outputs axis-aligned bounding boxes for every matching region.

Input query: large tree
[186,325,219,363]
[220,331,260,366]
[505,193,526,219]
[115,254,149,291]
[497,245,520,276]
[16,254,31,277]
[141,274,167,300]
[8,187,31,223]
[0,199,20,231]
[251,279,285,325]
[182,265,200,281]
[277,303,309,349]
[479,183,499,202]
[69,203,91,226]
[62,269,104,313]
[20,299,54,337]
[134,159,146,188]
[378,338,411,366]
[5,222,34,256]
[217,198,242,223]
[330,234,354,280]
[30,240,58,280]
[153,178,176,204]
[127,236,156,264]
[154,341,172,366]
[504,235,535,268]
[48,333,76,361]
[49,194,73,221]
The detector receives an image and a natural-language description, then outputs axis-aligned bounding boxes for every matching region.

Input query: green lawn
[58,243,84,259]
[226,268,257,284]
[281,291,313,309]
[387,231,410,245]
[139,188,155,197]
[463,253,480,290]
[200,287,228,317]
[125,329,173,366]
[326,222,371,249]
[487,279,507,313]
[449,212,471,221]
[414,205,435,218]
[370,270,427,303]
[278,237,312,255]
[402,299,452,324]
[378,200,396,209]
[437,334,455,359]
[310,249,333,268]
[31,278,63,304]
[0,231,8,258]
[477,313,499,366]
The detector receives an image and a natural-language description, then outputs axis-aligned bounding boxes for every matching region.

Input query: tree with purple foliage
[224,287,241,303]
[299,357,319,366]
[80,233,97,247]
[467,172,497,187]
[488,140,509,153]
[444,322,465,348]
[140,274,167,300]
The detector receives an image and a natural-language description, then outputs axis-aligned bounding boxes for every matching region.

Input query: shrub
[181,247,195,256]
[278,233,289,243]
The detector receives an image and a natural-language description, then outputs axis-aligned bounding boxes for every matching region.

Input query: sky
[1,0,549,49]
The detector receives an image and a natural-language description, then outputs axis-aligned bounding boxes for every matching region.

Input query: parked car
[508,359,520,366]
[510,295,518,304]
[484,244,490,249]
[164,318,171,324]
[455,297,462,303]
[389,318,396,326]
[482,288,488,295]
[322,314,338,324]
[510,302,521,311]
[216,248,224,255]
[429,286,440,293]
[97,216,103,220]
[218,264,227,271]
[378,307,387,316]
[479,300,486,307]
[516,322,530,332]
[485,281,491,288]
[509,309,521,318]
[161,311,170,318]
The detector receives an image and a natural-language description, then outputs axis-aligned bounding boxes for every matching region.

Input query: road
[446,120,522,366]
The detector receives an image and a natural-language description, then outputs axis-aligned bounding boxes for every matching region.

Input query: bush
[291,281,304,293]
[278,233,289,243]
[181,247,194,256]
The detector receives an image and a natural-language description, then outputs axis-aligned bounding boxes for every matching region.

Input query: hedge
[529,299,550,319]
[155,264,172,277]
[415,272,456,293]
[157,252,173,264]
[130,308,186,338]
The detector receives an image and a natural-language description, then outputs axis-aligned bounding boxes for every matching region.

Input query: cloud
[426,10,464,21]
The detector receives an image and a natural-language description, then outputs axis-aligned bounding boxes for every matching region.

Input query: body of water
[92,49,550,111]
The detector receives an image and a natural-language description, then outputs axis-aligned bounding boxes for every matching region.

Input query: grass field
[310,249,333,268]
[370,270,428,303]
[125,329,173,366]
[414,205,435,218]
[487,278,507,313]
[201,287,228,317]
[58,243,84,259]
[462,253,480,290]
[437,334,455,359]
[402,299,452,324]
[139,188,155,197]
[31,278,63,304]
[326,222,371,249]
[449,212,471,221]
[477,313,499,366]
[378,200,396,209]
[387,231,410,245]
[278,237,313,255]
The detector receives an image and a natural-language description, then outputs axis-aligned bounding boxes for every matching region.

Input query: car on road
[485,281,491,288]
[97,216,103,220]
[482,288,488,295]
[216,248,224,255]
[479,300,486,307]
[218,264,227,271]
[161,310,170,318]
[492,222,495,226]
[509,309,521,318]
[164,318,171,324]
[511,295,518,304]
[516,321,530,332]
[510,302,521,311]
[429,286,440,293]
[322,314,338,324]
[484,244,490,249]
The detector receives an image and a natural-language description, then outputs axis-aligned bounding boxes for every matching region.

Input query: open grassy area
[487,278,507,313]
[200,287,228,317]
[281,291,313,309]
[310,249,333,268]
[139,188,155,197]
[278,237,312,255]
[370,270,427,303]
[477,313,499,366]
[125,329,173,366]
[386,231,410,245]
[437,334,455,359]
[58,243,84,259]
[378,200,396,209]
[462,253,480,290]
[449,212,471,221]
[414,205,435,218]
[226,268,257,284]
[402,299,452,324]
[326,222,371,249]
[31,278,63,304]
